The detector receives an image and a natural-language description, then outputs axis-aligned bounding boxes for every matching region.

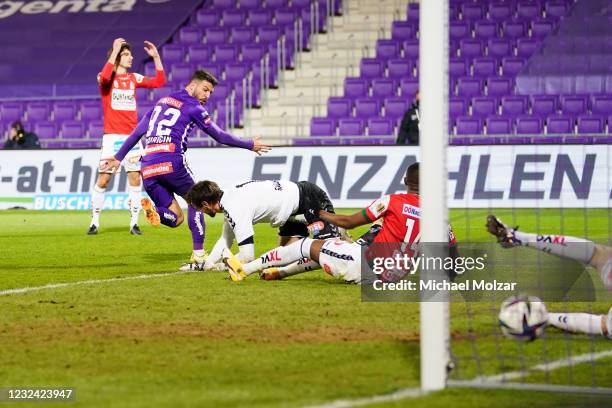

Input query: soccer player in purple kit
[100,70,271,269]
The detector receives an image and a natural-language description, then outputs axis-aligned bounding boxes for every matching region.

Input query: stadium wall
[0,145,610,210]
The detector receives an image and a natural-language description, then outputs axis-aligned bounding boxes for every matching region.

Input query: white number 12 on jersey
[147,106,181,137]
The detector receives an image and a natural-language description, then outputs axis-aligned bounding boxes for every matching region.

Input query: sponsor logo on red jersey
[141,162,174,179]
[402,203,421,217]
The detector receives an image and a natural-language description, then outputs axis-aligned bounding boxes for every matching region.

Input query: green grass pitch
[0,208,611,407]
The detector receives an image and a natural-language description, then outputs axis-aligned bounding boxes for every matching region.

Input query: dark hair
[186,180,223,207]
[11,121,24,133]
[190,69,219,86]
[107,42,131,70]
[405,162,419,188]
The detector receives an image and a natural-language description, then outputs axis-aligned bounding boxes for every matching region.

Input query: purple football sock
[157,206,178,228]
[188,205,205,250]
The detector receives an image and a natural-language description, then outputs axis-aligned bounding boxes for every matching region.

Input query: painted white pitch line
[306,349,612,408]
[0,270,196,297]
[471,349,612,383]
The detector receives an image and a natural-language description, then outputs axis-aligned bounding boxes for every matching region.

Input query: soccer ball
[498,295,548,341]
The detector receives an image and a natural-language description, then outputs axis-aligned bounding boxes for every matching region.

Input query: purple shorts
[141,157,195,209]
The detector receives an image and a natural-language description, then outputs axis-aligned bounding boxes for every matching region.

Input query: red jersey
[362,193,457,246]
[98,62,166,135]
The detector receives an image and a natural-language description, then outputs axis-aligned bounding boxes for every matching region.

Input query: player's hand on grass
[252,136,272,155]
[144,41,160,59]
[99,157,120,172]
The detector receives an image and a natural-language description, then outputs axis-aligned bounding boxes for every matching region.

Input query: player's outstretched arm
[319,210,370,230]
[144,40,163,71]
[251,136,272,156]
[99,38,125,84]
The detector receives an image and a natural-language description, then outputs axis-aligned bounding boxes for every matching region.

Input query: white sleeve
[223,203,254,246]
[205,221,235,266]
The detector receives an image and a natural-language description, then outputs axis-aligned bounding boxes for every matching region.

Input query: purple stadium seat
[461,3,484,20]
[474,21,498,39]
[502,57,525,75]
[205,28,229,45]
[249,10,273,26]
[487,39,513,58]
[460,39,484,58]
[215,45,239,63]
[391,21,416,41]
[0,102,23,122]
[274,8,297,27]
[502,96,528,116]
[188,45,213,63]
[545,2,568,18]
[195,10,219,27]
[222,10,246,26]
[327,97,352,119]
[355,99,381,119]
[234,79,261,107]
[561,96,587,115]
[241,44,266,62]
[384,97,408,120]
[231,27,255,45]
[87,120,104,138]
[170,63,195,83]
[266,0,287,9]
[502,21,526,38]
[376,39,401,60]
[26,102,50,121]
[487,77,512,96]
[532,95,558,115]
[486,116,512,134]
[80,101,101,121]
[456,117,482,135]
[372,79,397,98]
[344,78,369,100]
[138,101,155,119]
[473,57,498,77]
[360,59,385,79]
[472,97,498,117]
[488,3,512,21]
[162,44,185,63]
[387,59,413,79]
[225,63,250,83]
[547,116,573,134]
[338,118,365,136]
[400,78,419,98]
[457,77,483,97]
[239,0,259,9]
[449,97,468,118]
[52,102,77,121]
[208,83,231,106]
[578,116,604,134]
[407,2,419,20]
[34,121,56,139]
[60,121,84,139]
[402,40,419,59]
[517,2,541,20]
[591,96,612,115]
[257,26,281,44]
[449,58,469,77]
[213,0,236,9]
[178,27,202,45]
[450,22,470,40]
[311,117,336,136]
[516,38,540,57]
[368,118,394,136]
[516,116,542,134]
[531,20,554,38]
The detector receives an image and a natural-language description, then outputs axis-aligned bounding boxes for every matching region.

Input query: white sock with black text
[512,230,596,264]
[244,238,314,276]
[128,185,142,227]
[547,312,603,336]
[91,185,106,227]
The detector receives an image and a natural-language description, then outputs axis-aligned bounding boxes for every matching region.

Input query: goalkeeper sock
[128,185,142,227]
[512,230,596,264]
[244,238,314,275]
[548,312,603,336]
[90,185,106,226]
[279,258,320,277]
[187,205,205,251]
[157,206,178,228]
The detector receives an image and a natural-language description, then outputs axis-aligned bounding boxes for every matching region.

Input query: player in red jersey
[88,37,166,236]
[223,163,458,283]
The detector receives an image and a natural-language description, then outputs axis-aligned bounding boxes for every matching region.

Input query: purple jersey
[114,89,254,170]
